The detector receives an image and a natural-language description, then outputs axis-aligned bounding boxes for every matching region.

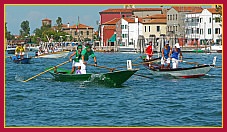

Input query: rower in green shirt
[80,43,97,74]
[69,45,83,74]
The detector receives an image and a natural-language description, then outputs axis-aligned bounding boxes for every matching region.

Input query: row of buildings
[99,5,222,51]
[41,5,222,51]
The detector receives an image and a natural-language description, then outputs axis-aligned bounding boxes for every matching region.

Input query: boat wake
[15,75,25,82]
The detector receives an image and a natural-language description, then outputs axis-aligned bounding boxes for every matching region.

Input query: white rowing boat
[143,56,217,78]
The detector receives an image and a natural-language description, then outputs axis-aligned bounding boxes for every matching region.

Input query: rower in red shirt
[145,41,153,60]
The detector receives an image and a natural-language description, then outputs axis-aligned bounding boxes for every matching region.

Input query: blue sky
[5,5,212,35]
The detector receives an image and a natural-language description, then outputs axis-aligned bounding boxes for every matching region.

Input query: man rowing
[69,45,83,74]
[15,43,25,59]
[80,43,97,74]
[161,41,171,69]
[171,43,183,69]
[145,41,153,60]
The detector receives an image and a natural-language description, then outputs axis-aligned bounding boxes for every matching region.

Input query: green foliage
[215,5,222,22]
[20,20,30,37]
[56,17,63,31]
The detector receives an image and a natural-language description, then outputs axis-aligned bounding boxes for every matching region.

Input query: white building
[185,8,222,45]
[199,8,222,44]
[116,17,143,50]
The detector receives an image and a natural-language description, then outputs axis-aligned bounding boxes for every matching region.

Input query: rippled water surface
[5,52,222,127]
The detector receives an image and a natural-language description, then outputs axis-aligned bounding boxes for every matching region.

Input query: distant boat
[118,46,136,52]
[6,45,16,54]
[35,51,69,59]
[192,49,204,53]
[201,44,222,53]
[10,56,32,64]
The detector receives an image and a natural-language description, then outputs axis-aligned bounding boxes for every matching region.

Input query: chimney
[67,22,70,28]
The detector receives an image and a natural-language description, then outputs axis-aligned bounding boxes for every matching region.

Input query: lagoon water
[5,52,222,127]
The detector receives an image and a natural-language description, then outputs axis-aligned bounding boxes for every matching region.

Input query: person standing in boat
[171,43,183,69]
[161,41,171,69]
[145,41,153,60]
[15,43,25,59]
[69,45,83,74]
[80,43,97,74]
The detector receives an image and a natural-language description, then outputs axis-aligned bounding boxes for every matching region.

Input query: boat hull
[11,56,31,64]
[48,68,138,86]
[36,51,69,58]
[145,64,213,78]
[6,48,16,54]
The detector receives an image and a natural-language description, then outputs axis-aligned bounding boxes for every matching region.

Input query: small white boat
[35,51,69,59]
[6,47,16,54]
[201,44,222,53]
[143,57,217,78]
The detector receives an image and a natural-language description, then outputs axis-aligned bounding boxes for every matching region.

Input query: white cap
[175,43,180,48]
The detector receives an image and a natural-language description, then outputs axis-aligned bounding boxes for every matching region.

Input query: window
[144,26,146,32]
[122,34,128,38]
[186,29,189,34]
[173,14,175,20]
[176,14,177,20]
[80,31,83,35]
[74,31,77,35]
[215,28,220,34]
[208,28,211,34]
[200,29,203,34]
[176,26,178,32]
[191,28,194,34]
[200,18,203,23]
[121,25,124,29]
[170,15,172,20]
[125,25,127,29]
[209,17,212,23]
[168,15,169,20]
[197,28,199,34]
[149,26,151,32]
[215,17,221,23]
[196,18,199,23]
[157,26,160,32]
[87,31,89,35]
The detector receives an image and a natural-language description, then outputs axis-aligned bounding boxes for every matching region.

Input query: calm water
[5,52,222,127]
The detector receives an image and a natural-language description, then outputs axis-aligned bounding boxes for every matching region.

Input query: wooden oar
[23,60,70,82]
[88,64,117,72]
[182,61,199,65]
[215,66,222,68]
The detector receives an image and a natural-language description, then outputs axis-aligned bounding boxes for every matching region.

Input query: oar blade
[23,60,70,82]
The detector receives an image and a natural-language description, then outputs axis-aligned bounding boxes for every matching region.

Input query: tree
[5,22,7,38]
[56,17,63,31]
[20,20,30,37]
[5,22,15,40]
[215,5,222,22]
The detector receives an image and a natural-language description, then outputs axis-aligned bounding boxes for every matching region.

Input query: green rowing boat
[48,68,138,87]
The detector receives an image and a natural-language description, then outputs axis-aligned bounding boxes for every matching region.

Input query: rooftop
[100,7,163,13]
[143,14,167,19]
[207,8,219,14]
[172,6,203,13]
[143,19,167,24]
[103,18,121,25]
